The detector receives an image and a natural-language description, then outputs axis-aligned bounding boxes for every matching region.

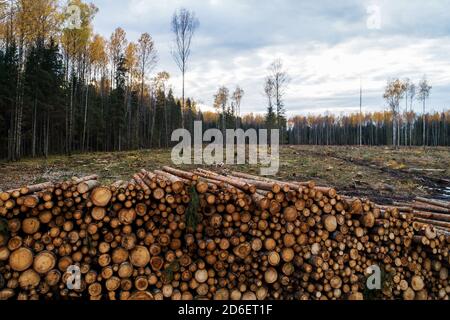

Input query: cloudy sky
[91,0,450,116]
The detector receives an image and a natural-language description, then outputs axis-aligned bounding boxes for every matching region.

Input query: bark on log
[415,197,450,209]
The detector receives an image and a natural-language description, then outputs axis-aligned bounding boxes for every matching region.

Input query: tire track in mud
[306,149,450,202]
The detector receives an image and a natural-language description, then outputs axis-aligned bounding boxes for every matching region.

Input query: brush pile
[0,167,449,301]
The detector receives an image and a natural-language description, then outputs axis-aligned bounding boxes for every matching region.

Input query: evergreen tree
[0,42,19,160]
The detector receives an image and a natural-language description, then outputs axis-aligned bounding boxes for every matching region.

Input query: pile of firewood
[0,167,449,301]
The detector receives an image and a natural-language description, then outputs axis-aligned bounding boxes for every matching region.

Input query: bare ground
[1,146,449,204]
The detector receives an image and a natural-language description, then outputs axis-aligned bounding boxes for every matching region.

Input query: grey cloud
[91,0,450,115]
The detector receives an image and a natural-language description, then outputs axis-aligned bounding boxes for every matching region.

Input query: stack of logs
[0,167,449,301]
[379,197,450,240]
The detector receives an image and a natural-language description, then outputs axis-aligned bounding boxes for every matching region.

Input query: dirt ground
[1,146,449,204]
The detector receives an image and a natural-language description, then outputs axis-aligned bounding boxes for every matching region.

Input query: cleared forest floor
[1,146,449,204]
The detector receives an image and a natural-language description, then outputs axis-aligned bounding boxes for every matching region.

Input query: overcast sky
[91,0,450,116]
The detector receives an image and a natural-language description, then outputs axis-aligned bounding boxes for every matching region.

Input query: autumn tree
[89,34,107,81]
[0,1,6,22]
[108,27,127,88]
[383,79,407,148]
[213,86,229,136]
[155,71,170,147]
[232,86,244,129]
[18,0,59,45]
[83,33,107,151]
[122,41,137,148]
[124,42,137,83]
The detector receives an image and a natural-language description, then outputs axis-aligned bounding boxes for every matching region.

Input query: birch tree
[408,83,416,146]
[267,59,289,141]
[137,32,157,148]
[418,77,432,149]
[171,8,199,129]
[213,86,229,136]
[61,0,97,154]
[108,27,127,89]
[155,71,170,147]
[82,34,106,151]
[383,79,407,148]
[232,86,244,129]
[124,41,137,148]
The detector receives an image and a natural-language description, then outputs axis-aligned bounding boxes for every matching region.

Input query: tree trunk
[67,69,74,156]
[222,106,226,139]
[137,74,144,149]
[181,70,185,129]
[150,93,156,148]
[9,100,16,162]
[164,88,169,148]
[13,35,25,161]
[44,110,50,158]
[82,75,90,152]
[32,96,38,158]
[15,94,23,160]
[392,113,397,148]
[423,100,426,149]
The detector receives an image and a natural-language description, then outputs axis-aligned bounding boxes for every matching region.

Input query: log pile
[379,197,450,238]
[0,168,449,301]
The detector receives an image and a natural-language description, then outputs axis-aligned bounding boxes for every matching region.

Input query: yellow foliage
[108,27,127,67]
[18,0,60,44]
[61,0,97,59]
[89,34,107,68]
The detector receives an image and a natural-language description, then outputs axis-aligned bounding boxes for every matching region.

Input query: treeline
[286,111,450,146]
[198,111,450,147]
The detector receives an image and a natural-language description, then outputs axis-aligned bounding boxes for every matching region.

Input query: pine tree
[0,42,19,160]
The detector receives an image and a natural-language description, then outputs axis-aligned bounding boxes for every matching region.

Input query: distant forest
[1,1,449,161]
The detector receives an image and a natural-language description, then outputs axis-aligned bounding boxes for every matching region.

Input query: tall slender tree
[232,86,244,129]
[267,59,289,141]
[359,77,363,146]
[171,7,199,129]
[213,86,229,137]
[155,71,170,147]
[408,83,416,146]
[383,79,407,148]
[136,33,157,148]
[418,76,432,149]
[403,78,410,146]
[108,27,127,88]
[124,42,138,148]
